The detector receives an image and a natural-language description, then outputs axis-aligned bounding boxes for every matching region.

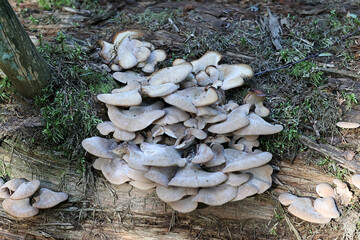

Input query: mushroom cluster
[0,178,68,218]
[278,180,352,223]
[98,29,166,73]
[83,30,284,213]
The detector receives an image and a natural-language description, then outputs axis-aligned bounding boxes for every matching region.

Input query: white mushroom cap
[163,123,187,139]
[155,107,190,126]
[97,121,116,135]
[1,178,26,192]
[183,118,198,128]
[172,58,187,66]
[3,198,39,218]
[144,166,177,187]
[112,29,145,46]
[102,158,130,185]
[287,197,331,224]
[141,143,186,167]
[207,104,251,134]
[32,188,68,209]
[141,83,179,97]
[243,89,270,117]
[110,64,122,72]
[107,105,165,132]
[196,106,219,116]
[278,192,298,206]
[10,180,40,200]
[97,89,142,107]
[98,40,115,63]
[123,144,150,171]
[191,51,222,73]
[0,179,10,199]
[82,136,116,159]
[222,149,272,173]
[142,50,167,73]
[163,92,198,114]
[149,62,193,85]
[336,122,360,129]
[205,143,226,167]
[191,87,219,107]
[333,179,353,206]
[127,168,152,183]
[314,197,340,218]
[129,181,157,190]
[192,184,237,206]
[156,185,189,202]
[232,182,258,201]
[191,144,215,164]
[218,64,253,90]
[233,113,283,136]
[316,183,336,198]
[237,137,260,153]
[243,164,273,186]
[133,46,151,62]
[351,174,360,189]
[111,80,141,94]
[168,163,228,188]
[93,158,111,171]
[226,173,250,187]
[168,196,198,213]
[113,71,147,84]
[116,37,139,69]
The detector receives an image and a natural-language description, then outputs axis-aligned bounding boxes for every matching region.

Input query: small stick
[168,18,180,32]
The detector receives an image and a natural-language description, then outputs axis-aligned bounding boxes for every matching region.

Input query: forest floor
[0,0,360,239]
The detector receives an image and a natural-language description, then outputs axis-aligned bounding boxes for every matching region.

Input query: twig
[317,67,360,79]
[299,135,360,173]
[168,18,180,32]
[254,28,360,76]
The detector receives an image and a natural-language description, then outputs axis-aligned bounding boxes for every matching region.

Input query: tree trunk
[0,0,51,98]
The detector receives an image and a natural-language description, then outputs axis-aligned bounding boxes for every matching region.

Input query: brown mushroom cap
[32,188,68,209]
[168,163,228,188]
[192,184,237,206]
[10,180,40,200]
[314,197,340,218]
[3,198,39,218]
[112,29,145,46]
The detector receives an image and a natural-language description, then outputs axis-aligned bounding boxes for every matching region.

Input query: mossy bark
[0,0,51,98]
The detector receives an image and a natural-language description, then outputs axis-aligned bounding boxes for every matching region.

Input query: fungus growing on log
[0,178,68,218]
[84,30,284,213]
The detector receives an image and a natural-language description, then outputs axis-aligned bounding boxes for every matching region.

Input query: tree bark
[0,0,51,98]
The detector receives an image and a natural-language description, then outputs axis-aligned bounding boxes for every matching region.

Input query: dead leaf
[343,150,356,161]
[263,8,282,50]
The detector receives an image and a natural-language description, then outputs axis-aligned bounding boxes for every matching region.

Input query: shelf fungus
[0,178,68,218]
[279,181,342,224]
[86,31,284,212]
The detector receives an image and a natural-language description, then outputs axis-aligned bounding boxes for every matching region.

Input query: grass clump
[0,77,11,104]
[37,0,76,10]
[136,9,182,31]
[35,32,117,167]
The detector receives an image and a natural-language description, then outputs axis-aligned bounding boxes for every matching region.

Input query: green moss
[0,77,11,103]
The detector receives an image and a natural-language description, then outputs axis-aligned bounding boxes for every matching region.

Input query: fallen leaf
[343,150,356,161]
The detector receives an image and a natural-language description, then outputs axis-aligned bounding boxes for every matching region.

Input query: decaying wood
[300,135,360,174]
[0,0,51,98]
[0,137,344,239]
[319,67,360,80]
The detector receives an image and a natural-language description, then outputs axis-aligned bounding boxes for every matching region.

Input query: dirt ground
[0,0,360,239]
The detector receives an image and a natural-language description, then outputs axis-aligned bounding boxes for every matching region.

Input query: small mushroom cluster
[278,180,354,223]
[98,29,166,73]
[0,178,68,218]
[83,30,284,213]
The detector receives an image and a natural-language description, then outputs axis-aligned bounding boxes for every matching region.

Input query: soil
[0,0,360,239]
